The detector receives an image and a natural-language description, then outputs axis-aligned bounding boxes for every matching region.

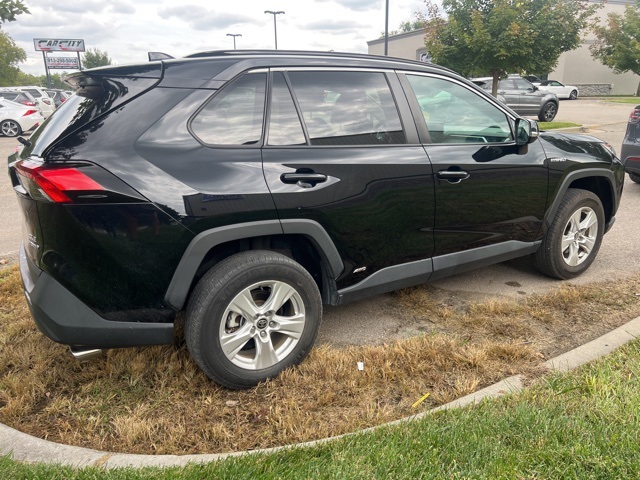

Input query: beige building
[367,0,639,95]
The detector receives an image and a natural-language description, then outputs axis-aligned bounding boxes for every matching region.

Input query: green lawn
[539,121,580,130]
[597,97,639,104]
[3,339,640,479]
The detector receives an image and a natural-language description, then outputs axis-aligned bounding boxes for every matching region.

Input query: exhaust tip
[69,347,103,361]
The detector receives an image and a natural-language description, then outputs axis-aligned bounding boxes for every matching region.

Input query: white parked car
[2,86,56,118]
[536,81,579,100]
[0,98,44,137]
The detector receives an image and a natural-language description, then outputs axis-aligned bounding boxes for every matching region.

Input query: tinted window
[513,79,534,90]
[498,79,516,91]
[268,73,305,146]
[191,73,266,146]
[24,88,43,98]
[287,71,406,146]
[406,75,513,144]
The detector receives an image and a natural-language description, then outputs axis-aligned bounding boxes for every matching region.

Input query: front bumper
[19,243,174,348]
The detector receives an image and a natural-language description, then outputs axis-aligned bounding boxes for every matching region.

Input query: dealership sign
[34,38,85,52]
[45,56,79,69]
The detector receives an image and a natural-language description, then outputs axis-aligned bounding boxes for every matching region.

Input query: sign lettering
[34,38,86,52]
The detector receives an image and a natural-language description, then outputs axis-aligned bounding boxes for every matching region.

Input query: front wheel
[533,189,604,279]
[0,120,22,137]
[569,90,578,100]
[185,250,322,389]
[538,102,558,122]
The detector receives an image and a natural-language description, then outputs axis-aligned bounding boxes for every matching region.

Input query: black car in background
[621,105,640,184]
[8,51,624,388]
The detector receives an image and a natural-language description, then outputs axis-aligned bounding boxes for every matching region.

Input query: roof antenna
[148,52,174,61]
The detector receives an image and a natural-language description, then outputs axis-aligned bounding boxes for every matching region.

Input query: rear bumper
[19,243,174,348]
[623,156,640,175]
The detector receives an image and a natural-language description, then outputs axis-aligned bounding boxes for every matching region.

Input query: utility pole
[264,10,285,49]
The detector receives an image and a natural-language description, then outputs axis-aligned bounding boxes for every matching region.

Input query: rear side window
[287,71,406,146]
[191,73,267,146]
[267,72,305,146]
[24,88,43,98]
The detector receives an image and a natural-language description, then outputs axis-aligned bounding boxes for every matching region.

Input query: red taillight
[15,161,104,203]
[22,109,38,116]
[629,108,640,124]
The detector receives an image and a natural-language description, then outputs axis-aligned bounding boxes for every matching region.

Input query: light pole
[384,0,389,56]
[264,10,285,49]
[226,33,242,49]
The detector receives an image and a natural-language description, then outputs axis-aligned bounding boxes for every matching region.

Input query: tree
[82,48,113,69]
[0,30,26,86]
[591,0,640,95]
[382,18,427,37]
[0,0,29,26]
[420,0,598,96]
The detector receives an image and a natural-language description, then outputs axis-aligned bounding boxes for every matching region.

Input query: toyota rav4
[8,51,624,389]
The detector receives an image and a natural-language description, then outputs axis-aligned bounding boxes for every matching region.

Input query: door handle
[437,170,470,183]
[280,172,328,188]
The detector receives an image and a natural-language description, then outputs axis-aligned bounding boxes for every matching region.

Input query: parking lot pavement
[0,138,21,261]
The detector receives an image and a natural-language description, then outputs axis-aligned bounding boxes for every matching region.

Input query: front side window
[191,73,266,146]
[406,74,513,144]
[287,71,406,146]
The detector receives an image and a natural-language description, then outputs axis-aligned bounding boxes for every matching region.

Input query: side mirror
[532,85,538,92]
[515,118,539,145]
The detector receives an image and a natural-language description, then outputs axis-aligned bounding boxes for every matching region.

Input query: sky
[5,0,425,76]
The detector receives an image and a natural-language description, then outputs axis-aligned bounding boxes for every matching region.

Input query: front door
[402,73,548,261]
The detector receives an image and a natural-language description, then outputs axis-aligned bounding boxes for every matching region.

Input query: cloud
[28,0,109,14]
[109,1,136,14]
[301,19,369,35]
[158,6,256,30]
[313,0,376,12]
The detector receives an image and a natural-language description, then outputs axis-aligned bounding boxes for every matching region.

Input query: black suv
[8,51,624,389]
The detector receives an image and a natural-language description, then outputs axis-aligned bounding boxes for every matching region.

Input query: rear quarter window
[19,75,160,158]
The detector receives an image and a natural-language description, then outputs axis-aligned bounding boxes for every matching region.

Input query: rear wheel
[533,189,604,279]
[538,102,558,122]
[0,120,21,137]
[185,250,322,389]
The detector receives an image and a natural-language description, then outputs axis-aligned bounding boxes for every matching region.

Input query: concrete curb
[2,315,640,469]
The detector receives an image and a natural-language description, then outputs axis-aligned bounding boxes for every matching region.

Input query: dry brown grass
[1,265,640,455]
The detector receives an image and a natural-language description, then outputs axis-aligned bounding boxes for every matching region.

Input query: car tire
[533,189,604,280]
[0,120,22,137]
[629,172,640,184]
[569,90,578,100]
[185,250,322,389]
[538,102,558,122]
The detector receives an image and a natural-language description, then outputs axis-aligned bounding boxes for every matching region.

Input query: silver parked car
[471,75,559,122]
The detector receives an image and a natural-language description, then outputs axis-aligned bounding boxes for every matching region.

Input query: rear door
[261,69,435,288]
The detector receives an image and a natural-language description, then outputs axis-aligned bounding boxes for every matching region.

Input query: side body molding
[164,219,344,310]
